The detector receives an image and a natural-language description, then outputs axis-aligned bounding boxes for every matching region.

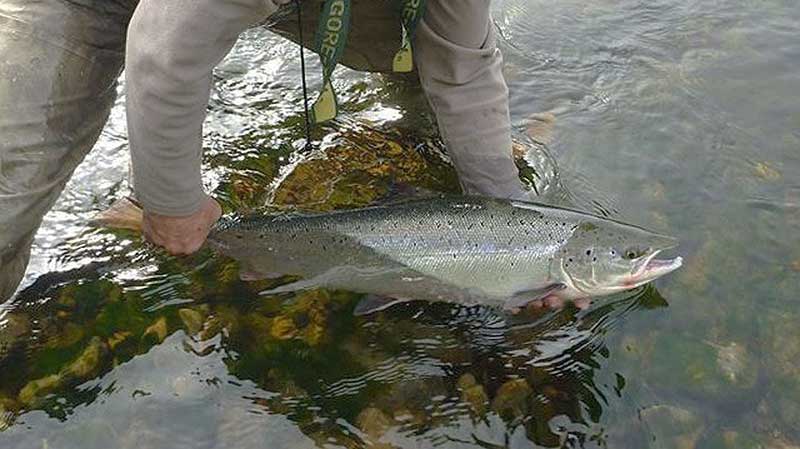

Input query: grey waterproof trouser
[1,0,524,303]
[0,0,137,303]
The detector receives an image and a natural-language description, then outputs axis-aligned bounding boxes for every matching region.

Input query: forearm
[414,0,527,200]
[126,0,280,216]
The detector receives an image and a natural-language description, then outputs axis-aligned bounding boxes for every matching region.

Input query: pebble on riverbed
[491,378,533,419]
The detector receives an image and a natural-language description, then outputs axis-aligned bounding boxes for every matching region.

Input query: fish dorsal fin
[353,294,410,316]
[504,284,567,311]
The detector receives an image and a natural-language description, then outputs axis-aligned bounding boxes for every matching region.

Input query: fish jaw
[626,252,683,287]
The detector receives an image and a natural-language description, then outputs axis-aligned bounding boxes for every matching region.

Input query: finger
[525,299,544,313]
[543,296,565,309]
[208,198,223,222]
[574,298,592,310]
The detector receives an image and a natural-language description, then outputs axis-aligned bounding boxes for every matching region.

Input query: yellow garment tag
[393,26,414,73]
[312,80,338,123]
[393,46,414,73]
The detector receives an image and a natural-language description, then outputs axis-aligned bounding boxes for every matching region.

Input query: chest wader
[268,0,426,123]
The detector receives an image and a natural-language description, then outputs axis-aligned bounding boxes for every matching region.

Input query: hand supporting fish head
[554,219,683,299]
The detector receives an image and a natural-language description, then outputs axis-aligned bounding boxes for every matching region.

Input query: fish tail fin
[91,197,144,232]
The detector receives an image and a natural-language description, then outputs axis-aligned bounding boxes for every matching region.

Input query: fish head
[555,219,683,298]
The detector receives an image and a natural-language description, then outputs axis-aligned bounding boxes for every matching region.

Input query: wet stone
[62,337,110,380]
[753,161,781,181]
[640,404,704,449]
[270,316,298,340]
[0,396,18,431]
[648,334,758,402]
[491,378,532,418]
[356,407,392,439]
[143,317,168,343]
[702,429,765,449]
[18,374,61,406]
[178,308,206,335]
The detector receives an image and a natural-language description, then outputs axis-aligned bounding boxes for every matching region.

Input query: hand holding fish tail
[142,196,222,256]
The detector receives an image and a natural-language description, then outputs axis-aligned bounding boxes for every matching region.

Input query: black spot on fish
[586,249,592,256]
[592,257,597,262]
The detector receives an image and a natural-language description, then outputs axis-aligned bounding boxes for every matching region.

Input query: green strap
[393,0,427,73]
[312,0,352,123]
[312,0,426,123]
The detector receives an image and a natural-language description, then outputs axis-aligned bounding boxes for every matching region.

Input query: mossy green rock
[492,378,532,418]
[701,429,764,449]
[0,396,17,431]
[640,405,704,449]
[178,308,206,335]
[648,334,757,401]
[18,374,61,406]
[356,407,392,439]
[61,337,109,380]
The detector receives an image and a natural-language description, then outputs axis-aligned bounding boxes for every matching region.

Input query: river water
[1,0,799,447]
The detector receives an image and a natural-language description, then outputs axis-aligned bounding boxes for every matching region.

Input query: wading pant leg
[0,0,137,303]
[415,0,528,200]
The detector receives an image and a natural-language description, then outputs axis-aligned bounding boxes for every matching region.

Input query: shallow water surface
[2,0,799,447]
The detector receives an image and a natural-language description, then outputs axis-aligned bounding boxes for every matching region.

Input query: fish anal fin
[504,283,567,311]
[354,294,410,316]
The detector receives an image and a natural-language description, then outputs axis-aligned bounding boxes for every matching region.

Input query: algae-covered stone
[753,161,781,181]
[640,404,704,449]
[108,331,132,350]
[270,316,298,340]
[701,429,764,449]
[462,385,489,416]
[456,373,488,415]
[61,337,110,380]
[178,308,206,335]
[18,374,62,406]
[648,334,757,402]
[0,396,18,431]
[356,407,392,439]
[491,378,532,418]
[713,341,757,389]
[0,312,30,361]
[143,317,168,343]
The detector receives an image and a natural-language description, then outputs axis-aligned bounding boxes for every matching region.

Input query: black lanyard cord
[295,0,313,151]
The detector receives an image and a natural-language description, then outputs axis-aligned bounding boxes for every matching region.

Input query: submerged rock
[640,404,704,449]
[18,374,61,406]
[0,312,30,362]
[0,396,18,431]
[178,308,206,335]
[143,317,168,343]
[648,334,758,402]
[701,429,766,449]
[753,161,781,181]
[62,337,109,380]
[491,378,532,418]
[456,373,488,416]
[356,407,392,440]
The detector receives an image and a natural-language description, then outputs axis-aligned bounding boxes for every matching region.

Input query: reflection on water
[0,247,668,448]
[3,0,800,447]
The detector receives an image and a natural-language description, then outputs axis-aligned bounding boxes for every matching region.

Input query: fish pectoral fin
[504,284,567,311]
[353,294,411,316]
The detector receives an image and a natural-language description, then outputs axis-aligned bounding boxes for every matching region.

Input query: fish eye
[623,247,643,260]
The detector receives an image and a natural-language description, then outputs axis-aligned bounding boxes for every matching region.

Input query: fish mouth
[631,250,683,283]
